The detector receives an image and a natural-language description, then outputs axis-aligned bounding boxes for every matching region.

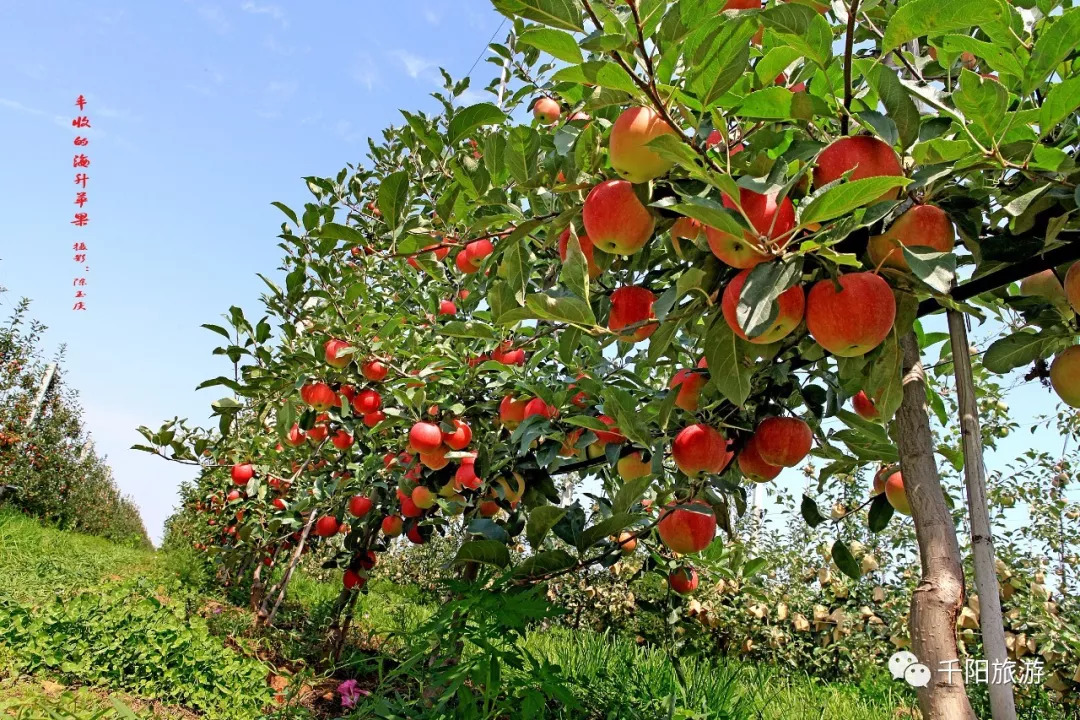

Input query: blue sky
[0,1,1073,549]
[1,0,506,543]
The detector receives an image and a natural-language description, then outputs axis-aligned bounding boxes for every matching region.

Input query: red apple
[1050,345,1080,408]
[343,569,365,590]
[227,489,242,502]
[231,463,254,485]
[806,272,896,357]
[671,217,702,241]
[314,516,340,537]
[872,465,894,496]
[361,359,388,382]
[883,469,911,515]
[867,205,955,272]
[499,395,528,429]
[302,382,338,411]
[455,250,479,274]
[617,451,652,481]
[523,397,557,420]
[813,136,904,202]
[1020,269,1068,309]
[272,498,287,510]
[323,339,354,369]
[363,411,386,427]
[478,500,500,517]
[358,550,377,570]
[348,495,372,518]
[706,188,796,269]
[617,531,637,554]
[455,458,482,491]
[465,239,494,264]
[558,226,602,279]
[439,300,457,316]
[754,416,812,467]
[412,486,436,510]
[442,418,472,450]
[595,415,626,445]
[721,267,805,343]
[658,498,717,553]
[583,180,655,255]
[382,515,403,537]
[669,369,706,412]
[419,446,449,470]
[533,97,561,124]
[668,566,700,594]
[409,422,443,453]
[608,285,657,342]
[406,525,427,544]
[853,391,879,420]
[671,424,732,477]
[331,430,354,450]
[352,389,382,415]
[737,435,783,482]
[609,106,677,183]
[400,496,422,518]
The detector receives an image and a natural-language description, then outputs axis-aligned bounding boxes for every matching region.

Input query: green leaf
[448,103,509,146]
[1039,76,1080,139]
[738,87,801,120]
[614,475,653,515]
[664,197,745,237]
[552,61,640,95]
[453,540,511,569]
[911,138,975,165]
[578,512,642,552]
[513,549,576,578]
[864,65,920,150]
[519,27,583,64]
[559,230,590,303]
[800,495,827,528]
[831,540,862,580]
[684,17,756,106]
[318,222,366,246]
[1024,8,1080,95]
[703,311,753,405]
[866,333,903,422]
[524,292,597,326]
[492,0,584,32]
[526,506,567,548]
[602,386,652,449]
[900,246,956,294]
[953,70,1008,138]
[400,109,444,155]
[270,201,298,225]
[881,0,1006,52]
[937,34,1025,79]
[201,323,232,340]
[761,5,833,68]
[378,170,409,228]
[737,258,802,339]
[982,329,1063,373]
[506,126,541,185]
[499,233,531,305]
[868,493,894,533]
[438,320,497,339]
[800,177,910,225]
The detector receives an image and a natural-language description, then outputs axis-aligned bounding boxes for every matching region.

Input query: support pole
[25,363,57,429]
[947,310,1018,720]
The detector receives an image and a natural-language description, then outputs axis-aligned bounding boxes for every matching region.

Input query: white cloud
[240,0,287,27]
[352,53,380,91]
[391,50,441,81]
[0,97,71,129]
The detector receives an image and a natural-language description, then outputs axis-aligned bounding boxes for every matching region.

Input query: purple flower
[337,679,367,709]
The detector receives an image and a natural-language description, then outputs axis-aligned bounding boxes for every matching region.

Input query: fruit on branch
[929,46,978,70]
[871,465,893,496]
[737,435,783,482]
[231,463,254,485]
[669,368,706,412]
[558,226,602,279]
[658,498,717,553]
[302,382,338,411]
[706,188,796,269]
[595,415,626,445]
[524,397,557,420]
[670,217,702,241]
[455,250,479,274]
[465,239,494,264]
[499,395,528,429]
[442,418,472,450]
[361,359,388,382]
[1020,269,1070,312]
[408,422,443,453]
[722,0,761,8]
[412,486,436,510]
[419,446,449,470]
[331,430,354,450]
[672,424,732,477]
[382,515,403,537]
[1050,345,1080,408]
[314,515,340,537]
[455,457,482,491]
[307,421,329,443]
[400,496,422,519]
[583,180,655,256]
[348,495,372,518]
[358,550,377,570]
[478,500,500,518]
[560,428,584,457]
[533,97,561,124]
[363,411,386,427]
[609,106,677,183]
[668,567,700,594]
[608,285,658,342]
[323,339,355,369]
[492,342,526,366]
[227,490,242,502]
[617,531,637,554]
[813,136,905,201]
[867,205,955,272]
[883,469,911,515]
[438,300,457,316]
[1062,263,1080,314]
[805,272,896,357]
[272,498,287,510]
[352,389,382,415]
[493,472,526,504]
[617,451,652,481]
[754,416,813,467]
[721,267,805,343]
[853,391,879,420]
[343,569,365,590]
[406,525,427,545]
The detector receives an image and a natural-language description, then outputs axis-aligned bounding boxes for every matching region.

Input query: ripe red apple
[499,395,528,429]
[1050,345,1080,407]
[272,498,287,510]
[314,516,340,537]
[617,531,637,555]
[722,0,760,7]
[307,421,329,444]
[669,369,706,412]
[608,285,657,342]
[412,486,436,510]
[406,525,427,545]
[302,382,338,411]
[558,226,602,279]
[400,496,423,519]
[533,97,561,124]
[594,415,626,445]
[853,391,879,420]
[668,567,700,594]
[478,500,500,518]
[358,550,377,570]
[382,515,403,537]
[658,498,717,553]
[352,389,382,415]
[227,489,242,502]
[883,469,911,515]
[231,463,254,485]
[806,272,896,357]
[872,465,893,496]
[455,458,482,491]
[617,451,652,481]
[1065,263,1080,313]
[671,217,702,241]
[705,129,723,148]
[706,188,796,269]
[754,416,812,467]
[343,569,365,590]
[813,136,904,202]
[737,435,782,482]
[721,267,805,343]
[348,495,372,518]
[323,339,354,369]
[419,446,449,470]
[442,418,472,450]
[438,300,457,316]
[609,106,677,183]
[672,424,732,477]
[1020,269,1069,310]
[361,359,388,382]
[331,430,354,450]
[492,343,526,366]
[409,421,443,453]
[465,239,494,264]
[363,411,386,427]
[867,205,955,272]
[455,250,479,274]
[523,397,557,420]
[582,180,655,255]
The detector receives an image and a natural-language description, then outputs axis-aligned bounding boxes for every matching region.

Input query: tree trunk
[260,511,318,624]
[896,332,976,720]
[947,311,1018,720]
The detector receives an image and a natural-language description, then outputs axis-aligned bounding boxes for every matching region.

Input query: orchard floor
[0,509,923,719]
